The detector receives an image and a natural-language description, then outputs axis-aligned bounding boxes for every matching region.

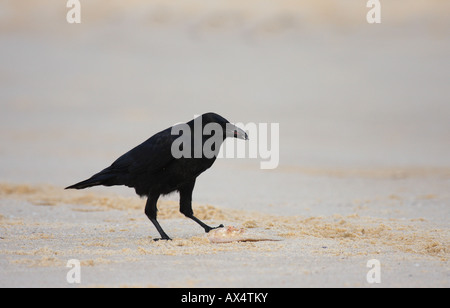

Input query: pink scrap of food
[207,226,280,243]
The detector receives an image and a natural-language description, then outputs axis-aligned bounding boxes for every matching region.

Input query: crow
[66,113,248,240]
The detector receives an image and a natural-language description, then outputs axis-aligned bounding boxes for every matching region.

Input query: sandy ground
[1,1,449,287]
[0,179,449,288]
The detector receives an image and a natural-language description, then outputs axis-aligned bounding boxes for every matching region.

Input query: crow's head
[201,112,248,140]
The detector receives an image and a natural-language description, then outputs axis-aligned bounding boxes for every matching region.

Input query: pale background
[0,0,449,287]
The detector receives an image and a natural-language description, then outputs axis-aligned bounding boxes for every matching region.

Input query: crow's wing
[109,127,178,177]
[66,128,179,190]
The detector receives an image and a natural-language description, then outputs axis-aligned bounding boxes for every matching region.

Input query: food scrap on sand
[207,226,281,244]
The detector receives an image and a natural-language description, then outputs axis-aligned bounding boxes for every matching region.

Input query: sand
[1,1,449,287]
[0,181,448,287]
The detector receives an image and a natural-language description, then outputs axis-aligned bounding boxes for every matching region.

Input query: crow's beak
[226,124,249,140]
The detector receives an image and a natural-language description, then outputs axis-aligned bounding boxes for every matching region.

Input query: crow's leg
[186,215,224,233]
[179,180,224,233]
[145,194,171,241]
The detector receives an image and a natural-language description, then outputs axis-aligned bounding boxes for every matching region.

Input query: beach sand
[1,1,449,287]
[0,179,448,287]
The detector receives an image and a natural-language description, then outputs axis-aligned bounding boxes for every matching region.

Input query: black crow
[66,113,248,240]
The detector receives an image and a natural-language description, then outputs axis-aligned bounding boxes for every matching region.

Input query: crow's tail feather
[65,170,117,190]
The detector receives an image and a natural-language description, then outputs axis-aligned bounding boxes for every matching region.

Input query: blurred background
[1,0,449,215]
